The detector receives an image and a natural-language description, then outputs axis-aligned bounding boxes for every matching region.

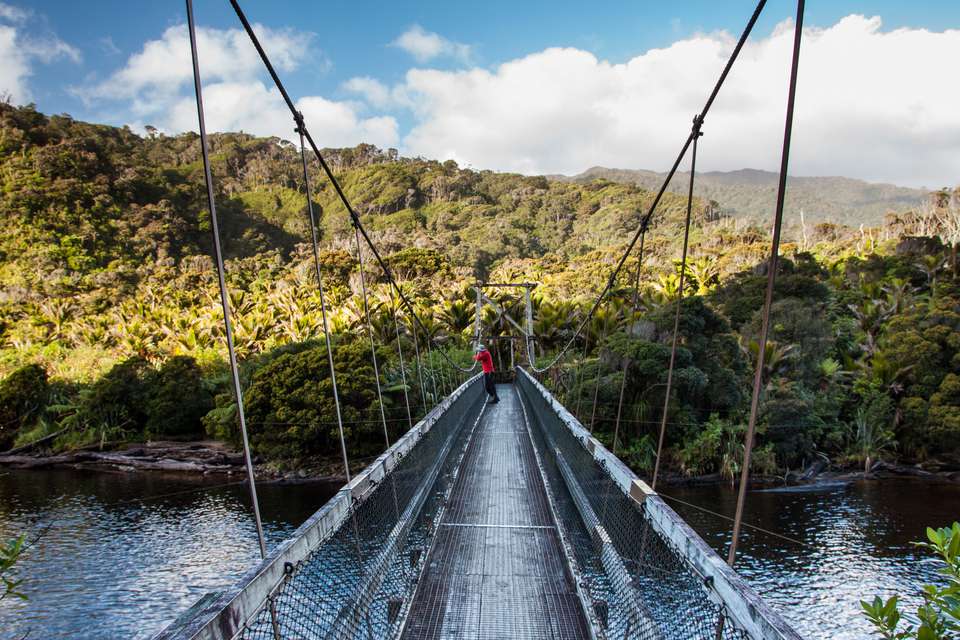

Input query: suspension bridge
[155,0,807,637]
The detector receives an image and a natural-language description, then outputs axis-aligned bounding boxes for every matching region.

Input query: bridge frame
[472,281,538,367]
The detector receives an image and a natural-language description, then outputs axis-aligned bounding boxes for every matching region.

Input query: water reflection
[666,480,960,639]
[0,470,956,639]
[0,469,337,639]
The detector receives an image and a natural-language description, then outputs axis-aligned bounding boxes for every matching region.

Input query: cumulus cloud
[82,23,399,150]
[0,3,79,103]
[0,2,28,23]
[391,25,471,63]
[391,16,959,187]
[77,23,312,104]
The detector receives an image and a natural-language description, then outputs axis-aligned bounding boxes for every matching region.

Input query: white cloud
[342,76,392,108]
[0,26,28,101]
[391,25,471,64]
[77,23,312,104]
[0,4,79,103]
[0,2,28,23]
[341,75,413,110]
[84,24,398,150]
[392,16,959,188]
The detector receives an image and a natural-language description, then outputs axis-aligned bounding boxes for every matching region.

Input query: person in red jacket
[473,343,499,403]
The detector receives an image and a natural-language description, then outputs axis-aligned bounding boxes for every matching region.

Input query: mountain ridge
[552,166,929,227]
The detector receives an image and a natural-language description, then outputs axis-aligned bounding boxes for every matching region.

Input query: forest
[1,101,958,481]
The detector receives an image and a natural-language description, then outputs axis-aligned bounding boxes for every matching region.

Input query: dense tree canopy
[1,103,958,477]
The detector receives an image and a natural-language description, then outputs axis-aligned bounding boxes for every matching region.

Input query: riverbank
[3,439,958,489]
[0,440,356,483]
[634,458,960,488]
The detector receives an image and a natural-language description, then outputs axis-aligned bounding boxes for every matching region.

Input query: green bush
[76,357,153,437]
[0,364,49,449]
[144,356,212,439]
[66,356,210,443]
[244,339,388,461]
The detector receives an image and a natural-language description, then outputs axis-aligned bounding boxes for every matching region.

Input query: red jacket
[474,349,495,374]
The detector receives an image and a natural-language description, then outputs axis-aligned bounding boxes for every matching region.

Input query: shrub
[244,339,388,461]
[144,356,212,439]
[0,364,49,449]
[67,356,210,443]
[74,357,153,439]
[862,522,960,639]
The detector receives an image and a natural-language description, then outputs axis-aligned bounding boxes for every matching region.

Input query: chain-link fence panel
[155,376,485,640]
[517,369,802,640]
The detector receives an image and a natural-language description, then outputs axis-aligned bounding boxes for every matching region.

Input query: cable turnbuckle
[691,114,705,138]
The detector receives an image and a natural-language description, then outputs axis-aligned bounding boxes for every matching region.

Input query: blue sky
[3,1,959,187]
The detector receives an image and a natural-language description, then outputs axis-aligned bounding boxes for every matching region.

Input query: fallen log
[871,460,936,477]
[0,450,244,474]
[0,428,69,456]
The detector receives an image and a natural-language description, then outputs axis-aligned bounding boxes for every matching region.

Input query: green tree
[144,356,213,439]
[0,364,49,449]
[243,339,388,460]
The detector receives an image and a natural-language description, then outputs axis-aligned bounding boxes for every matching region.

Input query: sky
[2,1,958,188]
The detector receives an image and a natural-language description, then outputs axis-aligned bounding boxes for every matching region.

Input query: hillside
[1,103,959,482]
[0,104,707,303]
[555,166,927,228]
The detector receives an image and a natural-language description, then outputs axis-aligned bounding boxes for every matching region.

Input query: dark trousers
[483,372,499,400]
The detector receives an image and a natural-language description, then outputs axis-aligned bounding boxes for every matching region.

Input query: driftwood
[871,460,936,478]
[0,441,247,474]
[0,428,69,456]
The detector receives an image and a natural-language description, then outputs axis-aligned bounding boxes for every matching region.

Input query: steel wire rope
[186,0,267,561]
[352,224,401,522]
[425,340,440,402]
[296,120,370,634]
[390,294,414,429]
[297,125,353,490]
[524,0,767,375]
[573,333,591,420]
[588,314,611,434]
[656,491,814,550]
[409,315,428,410]
[728,0,805,569]
[610,228,647,455]
[229,0,476,379]
[652,119,702,490]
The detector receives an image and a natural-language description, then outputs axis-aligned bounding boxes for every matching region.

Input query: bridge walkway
[400,384,590,640]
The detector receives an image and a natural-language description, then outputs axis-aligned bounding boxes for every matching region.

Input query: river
[0,468,956,639]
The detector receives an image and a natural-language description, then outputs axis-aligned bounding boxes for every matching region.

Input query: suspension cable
[728,0,805,568]
[425,338,439,402]
[229,0,474,376]
[410,315,428,410]
[296,124,353,488]
[526,0,767,374]
[299,124,369,617]
[651,118,702,490]
[352,225,391,449]
[611,229,647,454]
[588,314,611,434]
[186,0,267,559]
[573,333,591,420]
[391,295,414,429]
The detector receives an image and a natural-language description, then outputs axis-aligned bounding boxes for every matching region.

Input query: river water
[0,468,956,639]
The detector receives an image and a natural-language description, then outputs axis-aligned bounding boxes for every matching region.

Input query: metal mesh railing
[239,380,484,640]
[160,372,799,640]
[517,368,799,640]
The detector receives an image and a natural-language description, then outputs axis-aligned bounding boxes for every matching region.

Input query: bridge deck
[400,384,591,640]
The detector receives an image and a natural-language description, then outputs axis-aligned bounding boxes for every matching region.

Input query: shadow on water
[664,479,960,640]
[0,469,339,640]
